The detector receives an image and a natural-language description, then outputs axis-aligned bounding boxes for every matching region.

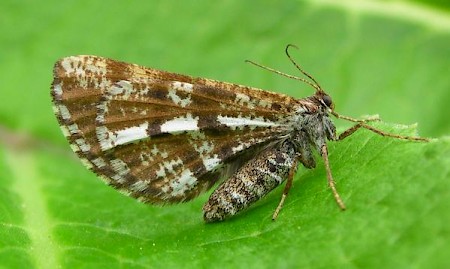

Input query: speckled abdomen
[203,141,296,222]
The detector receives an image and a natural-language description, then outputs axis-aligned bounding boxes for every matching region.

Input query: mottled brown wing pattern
[51,55,304,203]
[98,129,284,203]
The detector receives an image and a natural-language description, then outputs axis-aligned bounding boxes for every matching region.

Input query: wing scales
[51,55,302,203]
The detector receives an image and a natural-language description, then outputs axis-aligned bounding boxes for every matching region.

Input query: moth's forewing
[51,56,304,203]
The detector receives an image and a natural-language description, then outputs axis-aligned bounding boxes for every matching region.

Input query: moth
[51,45,428,222]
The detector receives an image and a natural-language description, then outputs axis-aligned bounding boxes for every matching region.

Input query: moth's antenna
[285,44,323,93]
[245,60,321,92]
[245,45,325,93]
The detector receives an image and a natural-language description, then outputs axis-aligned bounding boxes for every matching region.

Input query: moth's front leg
[203,141,296,222]
[337,122,429,142]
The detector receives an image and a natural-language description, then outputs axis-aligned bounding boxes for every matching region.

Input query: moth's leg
[321,145,346,210]
[337,123,363,141]
[331,111,380,123]
[332,111,428,141]
[337,122,429,142]
[272,158,299,220]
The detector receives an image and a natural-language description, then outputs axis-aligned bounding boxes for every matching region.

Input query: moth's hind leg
[272,158,299,220]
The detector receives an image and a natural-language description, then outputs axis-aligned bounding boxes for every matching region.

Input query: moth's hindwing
[51,55,303,203]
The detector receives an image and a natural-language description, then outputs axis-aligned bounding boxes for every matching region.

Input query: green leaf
[1,1,449,268]
[1,124,449,268]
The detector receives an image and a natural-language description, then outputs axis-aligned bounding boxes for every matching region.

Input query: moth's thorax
[291,94,337,152]
[296,96,321,114]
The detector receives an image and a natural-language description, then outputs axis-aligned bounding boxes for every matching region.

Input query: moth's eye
[322,95,333,108]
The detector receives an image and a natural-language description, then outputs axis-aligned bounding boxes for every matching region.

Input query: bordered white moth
[51,45,428,222]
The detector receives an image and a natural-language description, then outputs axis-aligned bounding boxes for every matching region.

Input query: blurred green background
[1,1,449,269]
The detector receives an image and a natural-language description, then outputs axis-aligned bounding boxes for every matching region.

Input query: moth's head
[315,90,335,111]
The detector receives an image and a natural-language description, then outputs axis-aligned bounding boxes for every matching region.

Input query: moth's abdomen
[203,141,296,222]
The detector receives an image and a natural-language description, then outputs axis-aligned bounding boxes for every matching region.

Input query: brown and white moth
[51,45,428,222]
